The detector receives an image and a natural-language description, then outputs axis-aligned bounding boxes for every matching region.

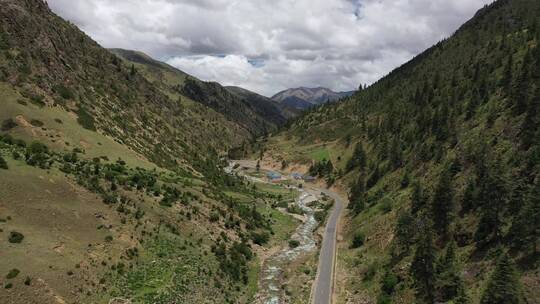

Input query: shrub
[8,231,24,243]
[351,232,365,249]
[105,235,113,242]
[209,212,220,222]
[1,118,17,131]
[381,272,398,294]
[288,240,300,248]
[0,155,7,169]
[4,283,12,289]
[251,231,270,245]
[6,269,20,279]
[30,119,44,127]
[76,107,96,131]
[379,197,393,214]
[54,85,75,100]
[24,276,31,285]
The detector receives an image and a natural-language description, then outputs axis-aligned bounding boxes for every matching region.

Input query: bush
[6,269,20,279]
[54,84,75,100]
[8,231,24,243]
[1,118,17,131]
[289,240,300,248]
[105,235,113,242]
[251,231,270,245]
[381,272,398,294]
[76,107,96,131]
[0,155,7,169]
[351,232,365,248]
[379,197,393,214]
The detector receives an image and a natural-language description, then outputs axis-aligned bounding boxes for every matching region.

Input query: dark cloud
[47,0,494,96]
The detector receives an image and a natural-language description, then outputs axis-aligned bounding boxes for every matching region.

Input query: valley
[1,0,540,303]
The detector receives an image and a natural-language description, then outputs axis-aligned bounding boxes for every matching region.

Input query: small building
[303,175,316,182]
[291,173,303,180]
[267,171,282,181]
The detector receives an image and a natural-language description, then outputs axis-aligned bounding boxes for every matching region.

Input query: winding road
[229,160,346,304]
[309,187,345,304]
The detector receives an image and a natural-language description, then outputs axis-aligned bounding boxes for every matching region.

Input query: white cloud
[47,0,494,96]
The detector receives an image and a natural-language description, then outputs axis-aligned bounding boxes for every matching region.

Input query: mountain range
[271,87,355,110]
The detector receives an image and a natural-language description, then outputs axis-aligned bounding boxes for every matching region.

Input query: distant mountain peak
[271,87,355,110]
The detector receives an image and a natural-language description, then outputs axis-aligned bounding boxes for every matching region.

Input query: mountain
[110,48,291,137]
[225,86,300,119]
[261,0,540,303]
[0,1,298,303]
[271,87,355,110]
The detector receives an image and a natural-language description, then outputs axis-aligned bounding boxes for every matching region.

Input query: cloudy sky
[48,0,493,97]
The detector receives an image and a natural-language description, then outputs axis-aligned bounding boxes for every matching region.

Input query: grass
[0,83,157,170]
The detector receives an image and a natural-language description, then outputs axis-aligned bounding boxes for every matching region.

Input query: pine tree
[508,177,540,254]
[431,168,454,235]
[346,142,366,172]
[475,162,507,246]
[411,181,427,215]
[411,220,436,304]
[510,50,531,115]
[435,241,468,303]
[520,87,540,150]
[394,211,415,255]
[480,254,522,304]
[348,174,366,214]
[460,179,477,215]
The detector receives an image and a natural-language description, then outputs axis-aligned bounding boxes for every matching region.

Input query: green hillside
[110,48,292,137]
[0,1,298,303]
[264,0,540,303]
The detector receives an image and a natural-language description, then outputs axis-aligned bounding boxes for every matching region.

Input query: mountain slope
[271,87,355,110]
[225,85,300,119]
[110,49,291,135]
[263,0,540,302]
[0,1,298,303]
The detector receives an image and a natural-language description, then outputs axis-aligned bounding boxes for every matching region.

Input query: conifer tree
[460,179,477,215]
[480,254,522,304]
[394,211,415,255]
[411,181,427,215]
[411,220,436,304]
[508,177,540,254]
[346,142,367,172]
[431,168,454,235]
[475,162,507,246]
[511,50,531,115]
[521,87,540,150]
[348,174,366,214]
[435,241,468,303]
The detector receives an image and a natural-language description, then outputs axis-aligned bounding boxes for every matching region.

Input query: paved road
[309,187,345,304]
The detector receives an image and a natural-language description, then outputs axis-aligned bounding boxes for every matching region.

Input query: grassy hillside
[264,0,540,303]
[0,0,285,172]
[110,49,293,138]
[0,1,300,303]
[0,133,298,303]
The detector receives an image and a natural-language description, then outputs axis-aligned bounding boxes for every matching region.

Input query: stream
[225,161,321,304]
[258,190,319,303]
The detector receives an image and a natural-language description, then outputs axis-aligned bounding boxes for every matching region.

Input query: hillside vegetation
[0,0,287,172]
[264,0,540,303]
[0,1,299,303]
